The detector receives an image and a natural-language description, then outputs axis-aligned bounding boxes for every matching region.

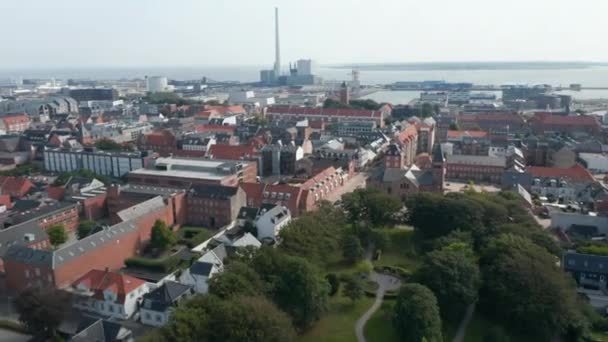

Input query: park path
[451,303,476,342]
[355,244,401,342]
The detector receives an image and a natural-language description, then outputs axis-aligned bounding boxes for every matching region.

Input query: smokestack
[274,7,281,80]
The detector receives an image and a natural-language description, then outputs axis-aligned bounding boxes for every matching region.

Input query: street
[325,172,368,203]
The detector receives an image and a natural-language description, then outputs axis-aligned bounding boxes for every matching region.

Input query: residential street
[325,172,368,203]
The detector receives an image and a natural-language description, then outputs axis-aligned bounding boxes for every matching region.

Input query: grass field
[374,228,421,271]
[296,295,374,342]
[364,300,399,342]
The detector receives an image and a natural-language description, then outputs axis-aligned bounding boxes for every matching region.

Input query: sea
[2,64,608,104]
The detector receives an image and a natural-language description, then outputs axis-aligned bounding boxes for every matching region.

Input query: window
[145,313,151,320]
[109,305,114,313]
[156,315,162,322]
[35,268,40,276]
[24,270,30,278]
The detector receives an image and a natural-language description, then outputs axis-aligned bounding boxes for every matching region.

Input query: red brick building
[138,130,177,156]
[530,112,601,136]
[186,185,246,228]
[0,114,31,133]
[207,144,258,160]
[446,154,506,183]
[3,196,176,291]
[266,105,389,128]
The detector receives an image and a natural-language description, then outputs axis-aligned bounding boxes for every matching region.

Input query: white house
[255,204,291,242]
[71,269,149,320]
[179,244,226,294]
[140,281,193,327]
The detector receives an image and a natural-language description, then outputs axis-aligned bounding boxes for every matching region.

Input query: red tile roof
[2,114,30,126]
[396,125,418,144]
[195,125,236,134]
[458,113,524,123]
[206,105,246,115]
[0,176,34,198]
[143,130,175,145]
[73,269,145,304]
[447,130,489,139]
[533,113,600,126]
[0,194,12,209]
[267,106,382,118]
[240,182,304,215]
[207,145,257,160]
[527,164,595,183]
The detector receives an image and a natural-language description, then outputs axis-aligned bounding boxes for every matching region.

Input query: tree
[417,244,481,319]
[323,98,350,109]
[77,220,96,239]
[13,287,72,337]
[163,295,296,342]
[251,248,329,329]
[150,220,176,250]
[342,234,364,263]
[326,273,340,296]
[393,283,443,342]
[479,234,589,340]
[342,275,364,302]
[483,326,510,342]
[420,102,435,118]
[208,262,266,299]
[95,139,123,151]
[342,188,402,226]
[448,123,460,130]
[47,224,68,247]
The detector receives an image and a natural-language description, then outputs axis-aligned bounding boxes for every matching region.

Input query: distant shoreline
[329,61,608,71]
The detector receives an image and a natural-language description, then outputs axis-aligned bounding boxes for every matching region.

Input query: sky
[1,0,607,68]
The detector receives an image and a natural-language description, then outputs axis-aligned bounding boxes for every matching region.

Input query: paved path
[451,304,476,342]
[355,271,401,342]
[0,328,30,342]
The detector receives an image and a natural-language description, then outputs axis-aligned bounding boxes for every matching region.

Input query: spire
[273,7,281,80]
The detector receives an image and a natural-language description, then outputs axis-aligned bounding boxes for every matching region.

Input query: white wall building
[44,148,149,178]
[297,59,316,76]
[146,76,169,93]
[579,153,608,174]
[255,205,291,241]
[71,270,149,320]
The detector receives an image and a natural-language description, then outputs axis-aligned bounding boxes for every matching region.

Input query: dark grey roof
[188,184,239,199]
[432,143,445,163]
[12,201,78,225]
[71,319,131,342]
[382,168,406,183]
[11,200,40,213]
[4,197,168,269]
[189,261,214,276]
[0,220,46,257]
[564,252,608,274]
[238,206,260,221]
[142,281,192,312]
[411,169,435,186]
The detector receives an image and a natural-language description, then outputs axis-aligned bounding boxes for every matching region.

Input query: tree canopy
[417,243,481,319]
[162,295,296,342]
[77,220,96,239]
[150,219,176,250]
[393,283,443,342]
[13,287,72,337]
[47,224,68,247]
[479,234,588,340]
[342,188,402,226]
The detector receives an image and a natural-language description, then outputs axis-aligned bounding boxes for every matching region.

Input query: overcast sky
[1,0,607,68]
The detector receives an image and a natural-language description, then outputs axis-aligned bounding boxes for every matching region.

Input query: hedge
[373,265,412,279]
[0,320,29,334]
[125,254,182,273]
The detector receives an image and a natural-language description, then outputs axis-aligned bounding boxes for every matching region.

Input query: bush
[354,260,373,274]
[326,273,340,296]
[179,228,212,248]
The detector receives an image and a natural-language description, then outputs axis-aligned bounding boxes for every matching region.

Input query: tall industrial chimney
[273,7,281,80]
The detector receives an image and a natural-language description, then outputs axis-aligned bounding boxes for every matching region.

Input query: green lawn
[375,228,421,271]
[365,300,399,342]
[592,331,608,342]
[297,295,374,342]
